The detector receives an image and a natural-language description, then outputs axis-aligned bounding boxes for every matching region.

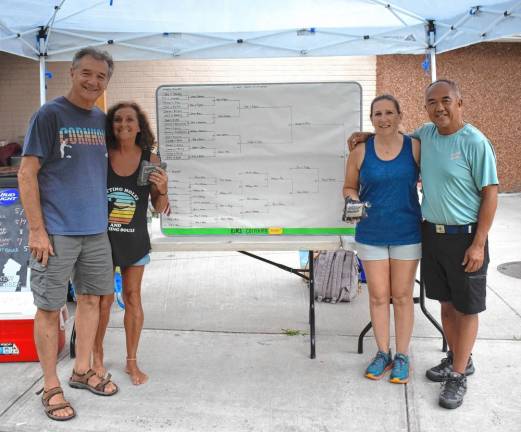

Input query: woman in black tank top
[94,102,169,385]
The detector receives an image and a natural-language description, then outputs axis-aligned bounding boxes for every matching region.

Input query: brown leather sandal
[36,386,76,421]
[68,369,118,396]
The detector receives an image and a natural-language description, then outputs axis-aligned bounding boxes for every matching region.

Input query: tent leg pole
[39,55,46,106]
[427,20,437,83]
[39,38,46,106]
[430,48,437,82]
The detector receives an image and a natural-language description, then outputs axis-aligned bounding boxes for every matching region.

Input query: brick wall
[0,53,376,144]
[377,43,521,192]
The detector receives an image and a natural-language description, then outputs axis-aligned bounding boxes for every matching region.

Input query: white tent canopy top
[2,0,520,104]
[1,0,521,61]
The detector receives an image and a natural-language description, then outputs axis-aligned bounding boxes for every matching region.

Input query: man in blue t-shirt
[415,80,498,410]
[18,47,118,421]
[348,79,498,410]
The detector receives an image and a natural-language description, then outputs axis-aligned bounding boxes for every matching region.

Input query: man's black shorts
[421,222,489,314]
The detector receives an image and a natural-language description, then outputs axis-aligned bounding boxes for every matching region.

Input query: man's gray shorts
[30,233,113,311]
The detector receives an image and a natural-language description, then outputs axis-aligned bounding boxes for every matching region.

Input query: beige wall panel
[0,54,375,145]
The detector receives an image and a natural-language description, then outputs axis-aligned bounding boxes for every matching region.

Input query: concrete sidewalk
[1,194,520,432]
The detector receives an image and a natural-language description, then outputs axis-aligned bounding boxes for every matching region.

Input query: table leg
[419,276,448,352]
[357,322,373,354]
[357,277,447,354]
[70,321,76,358]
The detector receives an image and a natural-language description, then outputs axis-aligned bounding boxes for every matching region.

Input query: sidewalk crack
[488,284,521,321]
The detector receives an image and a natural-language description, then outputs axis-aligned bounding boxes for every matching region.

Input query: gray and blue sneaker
[390,353,410,384]
[365,350,393,380]
[439,371,467,409]
[426,351,475,382]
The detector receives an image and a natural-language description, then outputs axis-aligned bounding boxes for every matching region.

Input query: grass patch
[281,328,307,336]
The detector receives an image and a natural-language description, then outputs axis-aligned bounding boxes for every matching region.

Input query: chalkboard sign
[0,178,29,292]
[157,82,361,236]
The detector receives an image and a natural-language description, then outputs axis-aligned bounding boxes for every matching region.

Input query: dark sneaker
[365,350,393,380]
[439,372,467,409]
[390,353,410,384]
[426,352,453,382]
[426,352,475,382]
[464,355,475,376]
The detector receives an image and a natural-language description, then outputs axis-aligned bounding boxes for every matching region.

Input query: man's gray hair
[426,79,461,98]
[72,47,114,78]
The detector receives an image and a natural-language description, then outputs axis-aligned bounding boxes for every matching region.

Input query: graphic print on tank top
[107,188,139,233]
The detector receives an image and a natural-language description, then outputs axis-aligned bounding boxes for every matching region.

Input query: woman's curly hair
[106,102,157,151]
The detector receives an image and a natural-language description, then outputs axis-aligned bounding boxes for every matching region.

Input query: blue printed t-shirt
[413,123,498,225]
[22,96,108,235]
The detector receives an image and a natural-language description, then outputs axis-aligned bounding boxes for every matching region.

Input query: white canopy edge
[1,0,520,61]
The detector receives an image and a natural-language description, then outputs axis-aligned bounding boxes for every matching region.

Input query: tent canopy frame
[1,0,520,105]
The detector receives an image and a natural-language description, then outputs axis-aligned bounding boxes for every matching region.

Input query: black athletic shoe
[439,372,467,409]
[426,351,475,382]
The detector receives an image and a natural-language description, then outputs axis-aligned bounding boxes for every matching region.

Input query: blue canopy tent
[1,0,520,105]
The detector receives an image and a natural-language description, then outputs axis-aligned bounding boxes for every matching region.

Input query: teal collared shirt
[412,123,498,225]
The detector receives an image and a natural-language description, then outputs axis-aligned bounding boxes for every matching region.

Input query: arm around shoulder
[347,131,373,151]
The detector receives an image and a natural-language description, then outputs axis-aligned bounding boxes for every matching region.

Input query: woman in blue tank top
[343,95,421,384]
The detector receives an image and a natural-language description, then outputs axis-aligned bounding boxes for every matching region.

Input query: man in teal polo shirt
[415,79,498,409]
[348,79,498,409]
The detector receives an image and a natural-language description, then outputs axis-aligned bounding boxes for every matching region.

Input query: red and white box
[0,292,65,362]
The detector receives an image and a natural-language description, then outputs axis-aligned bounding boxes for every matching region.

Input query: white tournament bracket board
[156,82,361,236]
